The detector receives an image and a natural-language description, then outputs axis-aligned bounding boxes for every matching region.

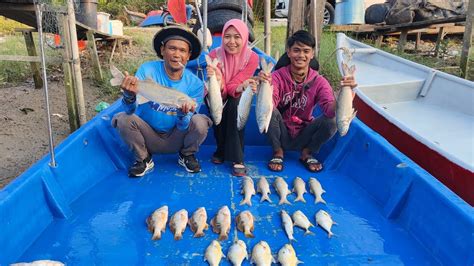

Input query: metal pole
[34,3,56,167]
[202,0,208,52]
[264,0,271,55]
[67,0,87,125]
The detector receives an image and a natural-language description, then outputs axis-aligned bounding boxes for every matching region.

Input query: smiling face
[286,41,315,71]
[222,26,243,55]
[160,39,191,72]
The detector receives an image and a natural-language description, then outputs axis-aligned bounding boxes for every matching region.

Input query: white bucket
[97,12,110,33]
[109,20,123,36]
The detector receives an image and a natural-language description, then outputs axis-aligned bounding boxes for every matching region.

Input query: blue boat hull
[1,99,473,265]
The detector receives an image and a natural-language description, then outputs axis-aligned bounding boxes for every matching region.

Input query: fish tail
[239,199,251,206]
[218,232,228,241]
[245,231,255,238]
[289,235,297,242]
[194,230,205,238]
[109,65,125,86]
[260,195,272,203]
[279,198,291,205]
[304,229,314,236]
[174,232,183,240]
[152,230,162,240]
[294,196,306,203]
[328,232,334,238]
[316,197,327,205]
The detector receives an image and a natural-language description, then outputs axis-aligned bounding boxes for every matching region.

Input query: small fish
[205,55,224,125]
[235,210,255,238]
[227,240,248,266]
[315,210,336,238]
[281,210,296,242]
[11,260,64,266]
[211,206,232,241]
[169,209,188,240]
[240,176,256,206]
[292,177,307,203]
[257,176,272,203]
[251,241,274,266]
[146,205,168,240]
[256,58,274,133]
[109,65,195,108]
[237,85,255,130]
[292,210,314,235]
[309,177,326,204]
[336,59,357,136]
[205,240,225,266]
[273,177,291,205]
[188,207,209,238]
[277,244,303,266]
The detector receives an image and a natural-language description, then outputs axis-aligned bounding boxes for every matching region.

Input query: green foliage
[0,17,30,34]
[98,0,166,18]
[252,0,277,21]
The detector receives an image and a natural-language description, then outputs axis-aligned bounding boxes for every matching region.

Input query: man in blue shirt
[112,26,212,177]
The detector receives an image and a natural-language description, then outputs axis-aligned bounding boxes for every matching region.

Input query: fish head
[212,240,222,249]
[236,240,247,248]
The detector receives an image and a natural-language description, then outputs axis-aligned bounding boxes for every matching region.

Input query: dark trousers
[112,112,212,161]
[265,109,337,153]
[211,97,245,163]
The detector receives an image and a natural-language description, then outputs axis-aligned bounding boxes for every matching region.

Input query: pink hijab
[215,19,252,85]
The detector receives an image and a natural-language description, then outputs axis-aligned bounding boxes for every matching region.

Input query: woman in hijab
[206,19,259,176]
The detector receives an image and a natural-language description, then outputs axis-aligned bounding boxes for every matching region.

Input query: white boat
[336,33,474,205]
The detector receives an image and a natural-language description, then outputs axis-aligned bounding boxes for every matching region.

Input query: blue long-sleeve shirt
[122,61,204,132]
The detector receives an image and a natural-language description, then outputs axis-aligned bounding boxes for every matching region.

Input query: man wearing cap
[113,26,212,177]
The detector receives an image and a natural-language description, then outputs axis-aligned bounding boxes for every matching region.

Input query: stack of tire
[193,0,255,42]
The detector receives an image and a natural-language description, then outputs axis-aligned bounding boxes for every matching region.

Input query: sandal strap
[306,158,319,164]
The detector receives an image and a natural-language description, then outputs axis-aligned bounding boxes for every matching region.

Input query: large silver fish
[240,176,256,206]
[277,244,303,266]
[237,85,254,130]
[109,65,196,108]
[251,241,274,266]
[336,49,357,137]
[256,58,274,133]
[227,240,248,266]
[188,207,209,238]
[315,210,336,238]
[205,240,225,266]
[205,55,224,125]
[211,205,231,241]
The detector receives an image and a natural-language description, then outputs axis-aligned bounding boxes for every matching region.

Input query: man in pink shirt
[259,30,356,172]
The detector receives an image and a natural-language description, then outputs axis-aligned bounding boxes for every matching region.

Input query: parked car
[275,0,336,25]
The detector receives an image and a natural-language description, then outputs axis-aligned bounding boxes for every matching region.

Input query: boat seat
[354,60,425,104]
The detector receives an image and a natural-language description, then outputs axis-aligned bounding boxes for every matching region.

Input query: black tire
[193,9,255,42]
[201,0,255,26]
[304,2,335,26]
[365,3,391,24]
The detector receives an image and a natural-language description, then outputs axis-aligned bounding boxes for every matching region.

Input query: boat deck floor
[18,146,438,265]
[382,101,474,170]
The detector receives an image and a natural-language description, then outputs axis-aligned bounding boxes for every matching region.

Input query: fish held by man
[256,58,274,133]
[109,65,196,108]
[336,48,357,136]
[205,55,224,125]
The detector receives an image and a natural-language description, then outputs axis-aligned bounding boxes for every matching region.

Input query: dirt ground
[0,79,117,188]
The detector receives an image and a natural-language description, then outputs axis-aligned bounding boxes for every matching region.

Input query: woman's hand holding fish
[236,78,258,93]
[121,71,139,95]
[258,71,272,84]
[206,64,223,89]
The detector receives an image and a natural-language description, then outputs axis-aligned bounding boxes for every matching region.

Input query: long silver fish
[237,85,254,130]
[205,55,224,125]
[240,176,256,206]
[315,210,336,238]
[109,65,196,108]
[336,48,357,136]
[256,58,274,133]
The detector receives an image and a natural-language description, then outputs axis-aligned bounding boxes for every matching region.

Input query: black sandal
[300,156,323,172]
[268,156,284,172]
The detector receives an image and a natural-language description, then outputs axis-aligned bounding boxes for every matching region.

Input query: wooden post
[264,0,271,55]
[309,0,327,56]
[86,30,103,80]
[287,0,305,39]
[21,29,43,89]
[434,26,446,57]
[461,0,473,80]
[415,32,421,52]
[59,13,80,131]
[397,30,408,53]
[67,0,87,125]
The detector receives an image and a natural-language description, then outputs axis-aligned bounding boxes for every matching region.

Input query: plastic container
[109,20,124,36]
[75,0,98,29]
[335,0,365,25]
[96,12,110,33]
